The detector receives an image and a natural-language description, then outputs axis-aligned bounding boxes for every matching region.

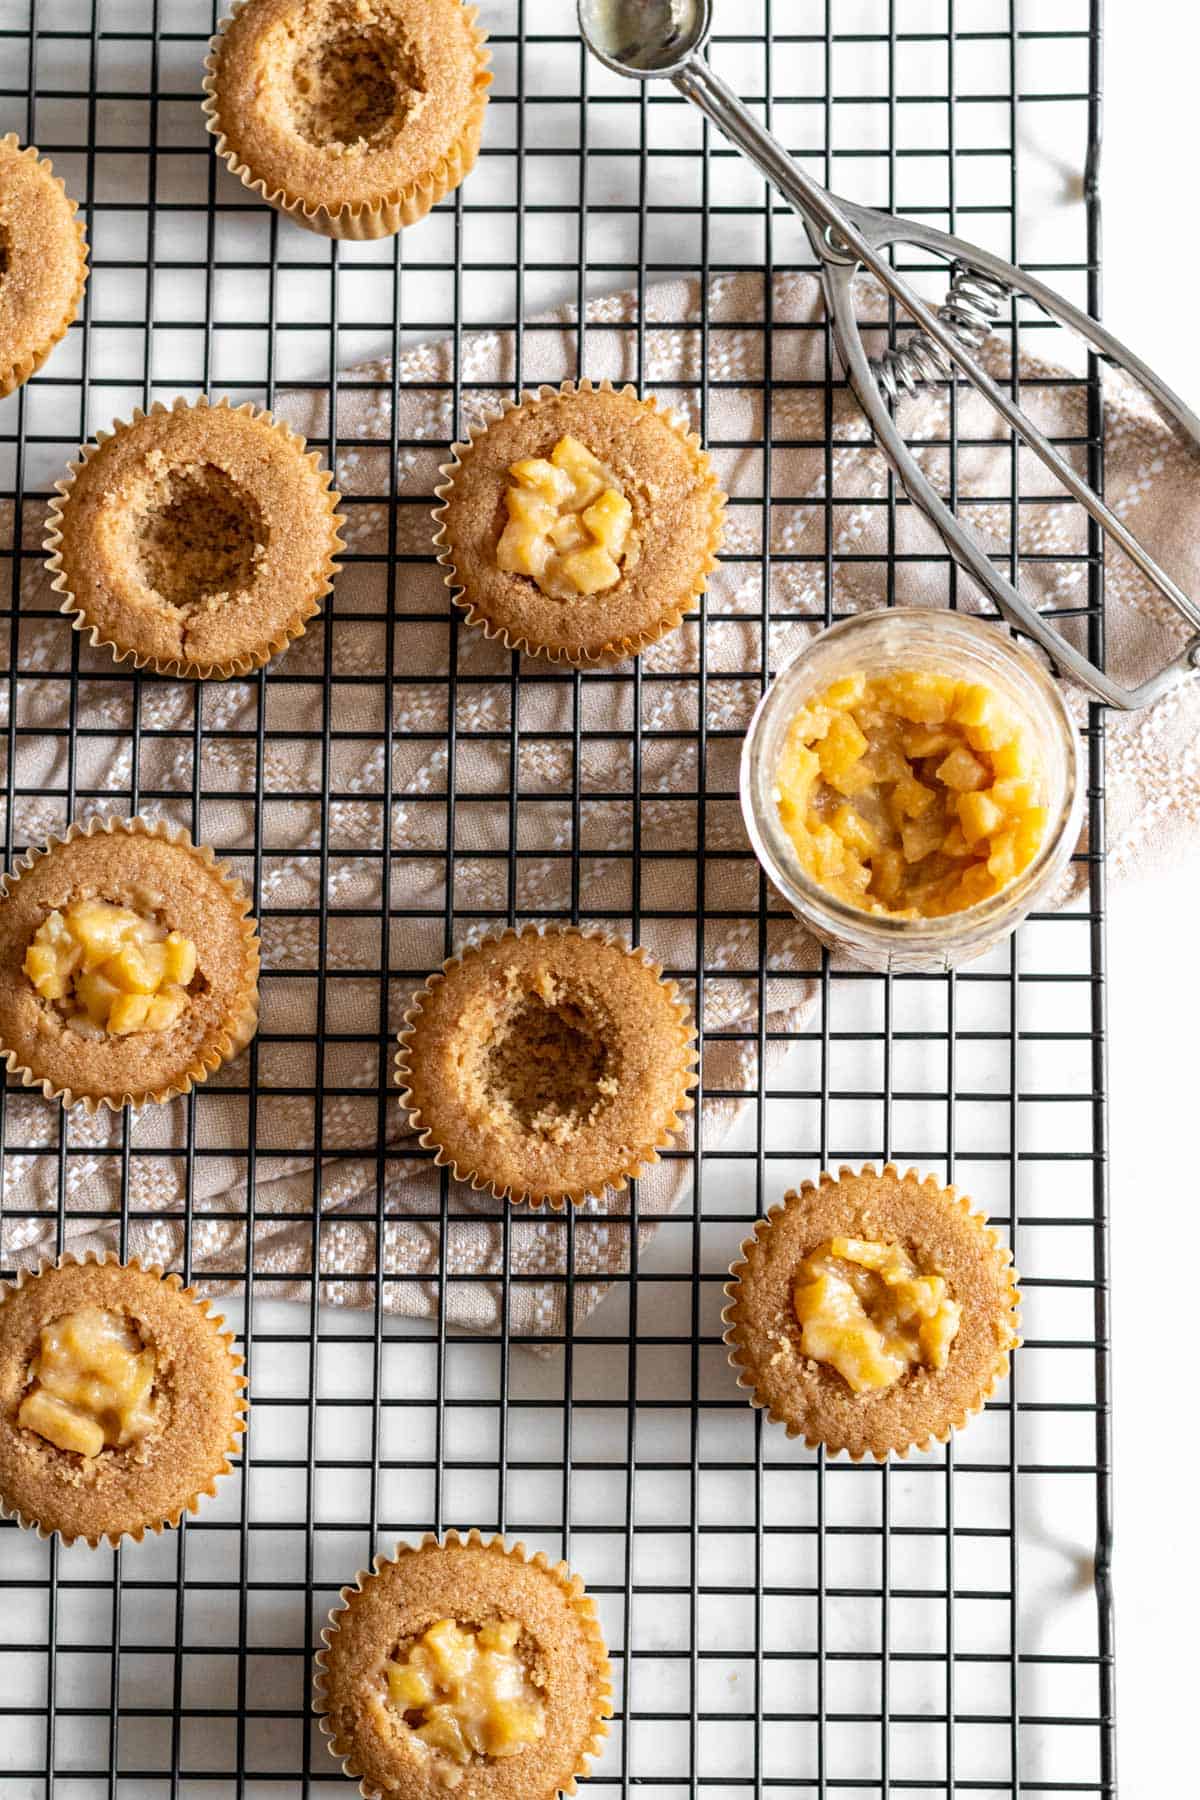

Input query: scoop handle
[672,53,1200,708]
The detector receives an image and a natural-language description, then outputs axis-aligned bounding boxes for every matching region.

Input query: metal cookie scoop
[579,0,1200,710]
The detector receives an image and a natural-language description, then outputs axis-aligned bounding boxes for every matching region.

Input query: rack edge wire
[1085,0,1117,1792]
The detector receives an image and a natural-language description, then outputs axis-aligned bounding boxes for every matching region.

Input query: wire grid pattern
[0,1,1115,1795]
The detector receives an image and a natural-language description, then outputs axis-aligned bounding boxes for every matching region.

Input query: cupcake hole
[482,991,615,1140]
[18,1307,160,1460]
[385,1618,546,1766]
[134,464,266,613]
[288,23,423,152]
[24,896,204,1039]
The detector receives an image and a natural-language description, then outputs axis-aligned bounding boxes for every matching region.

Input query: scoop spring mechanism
[871,264,1010,405]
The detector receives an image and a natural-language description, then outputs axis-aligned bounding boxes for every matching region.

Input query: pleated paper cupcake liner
[202,1,492,239]
[44,395,344,681]
[723,1163,1023,1460]
[394,922,699,1211]
[432,378,728,666]
[315,1528,612,1800]
[0,815,261,1112]
[0,134,89,399]
[0,1252,247,1549]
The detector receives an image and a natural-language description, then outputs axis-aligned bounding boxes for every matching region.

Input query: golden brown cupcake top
[317,1533,611,1800]
[723,1165,1021,1460]
[206,0,491,226]
[0,134,88,399]
[396,926,697,1209]
[0,819,259,1110]
[434,382,726,664]
[0,1257,246,1547]
[46,397,343,681]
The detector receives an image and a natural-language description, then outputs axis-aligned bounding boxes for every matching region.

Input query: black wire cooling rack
[0,1,1115,1795]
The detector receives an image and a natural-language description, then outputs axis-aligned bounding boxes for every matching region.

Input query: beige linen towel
[3,270,1196,1336]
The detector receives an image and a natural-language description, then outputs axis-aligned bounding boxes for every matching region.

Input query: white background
[1100,4,1198,1789]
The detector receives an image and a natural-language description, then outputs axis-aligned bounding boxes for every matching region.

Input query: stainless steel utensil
[579,0,1200,709]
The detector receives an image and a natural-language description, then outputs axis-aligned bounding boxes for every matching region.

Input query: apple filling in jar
[18,1307,158,1458]
[793,1237,961,1394]
[496,433,638,599]
[773,670,1049,917]
[23,899,198,1036]
[384,1617,546,1781]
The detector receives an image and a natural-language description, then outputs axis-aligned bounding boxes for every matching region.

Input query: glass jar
[739,609,1084,972]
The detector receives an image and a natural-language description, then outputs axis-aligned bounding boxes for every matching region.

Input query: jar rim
[739,608,1084,949]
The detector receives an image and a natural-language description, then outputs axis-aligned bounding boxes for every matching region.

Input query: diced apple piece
[18,1389,105,1458]
[505,486,555,533]
[817,710,869,781]
[143,990,186,1033]
[902,725,955,758]
[825,759,876,798]
[509,457,573,506]
[416,1705,471,1763]
[70,901,143,971]
[941,822,969,858]
[775,740,820,822]
[552,434,609,507]
[424,1619,474,1682]
[901,813,945,864]
[920,1300,962,1369]
[822,674,866,709]
[957,789,1004,846]
[888,670,957,724]
[1013,807,1048,865]
[951,683,993,728]
[162,933,197,987]
[477,1619,521,1653]
[108,993,152,1035]
[989,775,1039,813]
[831,805,880,859]
[986,831,1020,887]
[104,940,167,995]
[560,543,621,595]
[387,1661,434,1709]
[75,967,122,1028]
[496,520,549,579]
[989,735,1031,781]
[485,1701,545,1755]
[889,775,937,822]
[936,743,989,792]
[24,942,72,999]
[809,823,849,881]
[869,847,905,905]
[582,488,633,558]
[952,861,998,908]
[865,737,909,783]
[787,705,832,744]
[548,513,587,553]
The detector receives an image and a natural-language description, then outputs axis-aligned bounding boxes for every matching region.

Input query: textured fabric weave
[4,271,1195,1339]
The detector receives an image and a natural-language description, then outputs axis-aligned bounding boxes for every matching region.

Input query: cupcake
[723,1164,1021,1460]
[0,815,260,1111]
[0,134,88,398]
[203,0,492,239]
[45,395,344,681]
[315,1530,612,1799]
[433,380,727,665]
[394,925,697,1210]
[0,1255,246,1548]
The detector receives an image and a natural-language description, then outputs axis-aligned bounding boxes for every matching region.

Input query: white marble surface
[1099,4,1198,1790]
